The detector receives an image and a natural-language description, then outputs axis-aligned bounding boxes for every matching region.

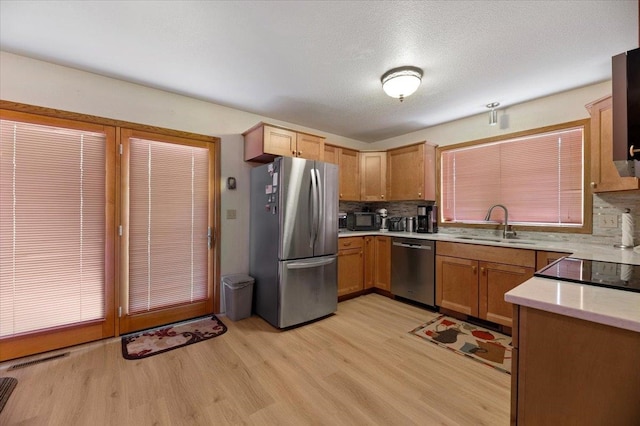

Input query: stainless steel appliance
[535,257,640,293]
[377,208,388,232]
[338,212,347,232]
[391,238,435,306]
[250,157,338,328]
[388,217,405,232]
[405,216,416,233]
[417,205,437,233]
[346,212,378,231]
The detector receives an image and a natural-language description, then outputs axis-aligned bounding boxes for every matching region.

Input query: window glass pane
[440,126,584,227]
[0,120,105,337]
[128,138,209,314]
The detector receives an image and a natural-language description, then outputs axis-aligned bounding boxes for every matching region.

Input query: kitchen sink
[455,236,502,242]
[454,236,537,245]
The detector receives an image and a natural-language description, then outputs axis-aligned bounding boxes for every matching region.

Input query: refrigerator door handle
[314,168,323,247]
[310,168,319,248]
[286,256,336,270]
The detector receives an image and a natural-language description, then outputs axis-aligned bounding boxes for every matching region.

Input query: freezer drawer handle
[393,242,432,250]
[287,257,336,269]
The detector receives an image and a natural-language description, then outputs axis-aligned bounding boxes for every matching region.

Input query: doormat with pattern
[121,315,227,360]
[410,315,512,374]
[0,377,18,413]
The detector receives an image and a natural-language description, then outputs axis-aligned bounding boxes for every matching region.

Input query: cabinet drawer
[339,237,363,250]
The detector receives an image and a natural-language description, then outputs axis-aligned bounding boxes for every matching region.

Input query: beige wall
[0,51,615,280]
[0,51,366,281]
[372,81,611,150]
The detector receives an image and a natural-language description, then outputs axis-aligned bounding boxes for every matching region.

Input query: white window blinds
[0,119,106,337]
[441,126,584,227]
[127,138,209,314]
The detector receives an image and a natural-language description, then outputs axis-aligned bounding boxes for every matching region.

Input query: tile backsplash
[339,190,640,247]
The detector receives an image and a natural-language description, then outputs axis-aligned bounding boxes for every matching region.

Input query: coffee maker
[417,205,438,233]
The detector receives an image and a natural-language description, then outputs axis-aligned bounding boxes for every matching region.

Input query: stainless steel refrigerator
[249,156,338,328]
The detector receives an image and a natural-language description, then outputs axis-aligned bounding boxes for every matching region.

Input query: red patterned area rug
[410,315,512,374]
[121,315,227,360]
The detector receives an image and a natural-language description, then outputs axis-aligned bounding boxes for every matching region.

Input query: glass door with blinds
[0,110,116,362]
[118,129,215,334]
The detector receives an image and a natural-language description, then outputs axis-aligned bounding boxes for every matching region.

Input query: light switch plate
[597,214,617,228]
[226,209,237,220]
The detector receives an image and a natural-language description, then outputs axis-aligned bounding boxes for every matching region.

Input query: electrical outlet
[226,209,237,220]
[597,214,617,228]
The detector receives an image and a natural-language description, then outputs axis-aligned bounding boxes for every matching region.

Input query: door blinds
[127,138,209,314]
[441,126,584,226]
[0,119,106,337]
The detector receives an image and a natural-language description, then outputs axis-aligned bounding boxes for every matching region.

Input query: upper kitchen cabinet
[387,142,436,201]
[326,142,360,200]
[337,146,360,201]
[243,122,325,163]
[323,143,339,165]
[360,152,387,201]
[587,96,640,192]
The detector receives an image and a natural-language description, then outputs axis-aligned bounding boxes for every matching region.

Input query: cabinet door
[338,148,360,200]
[360,152,387,201]
[262,125,297,157]
[373,236,391,290]
[363,236,375,289]
[436,255,479,316]
[323,143,339,165]
[588,96,640,192]
[338,238,364,297]
[479,262,534,327]
[296,133,324,160]
[387,144,424,200]
[535,251,569,270]
[337,248,363,297]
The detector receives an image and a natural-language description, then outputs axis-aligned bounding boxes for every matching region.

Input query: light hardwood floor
[0,294,510,425]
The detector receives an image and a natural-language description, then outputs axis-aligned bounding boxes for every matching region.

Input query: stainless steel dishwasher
[391,238,435,307]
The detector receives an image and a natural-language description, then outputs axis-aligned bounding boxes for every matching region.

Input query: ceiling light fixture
[487,102,500,126]
[381,66,423,102]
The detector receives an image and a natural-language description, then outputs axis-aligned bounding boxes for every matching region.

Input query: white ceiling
[1,1,638,142]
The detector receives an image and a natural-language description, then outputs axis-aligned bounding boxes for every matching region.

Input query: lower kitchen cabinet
[436,242,535,328]
[372,236,391,290]
[535,250,570,270]
[338,237,364,297]
[511,305,640,425]
[339,236,391,299]
[363,236,375,289]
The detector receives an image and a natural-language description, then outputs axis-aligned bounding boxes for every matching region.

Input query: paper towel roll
[621,210,634,247]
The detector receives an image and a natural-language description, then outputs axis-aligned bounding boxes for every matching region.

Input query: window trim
[436,119,592,234]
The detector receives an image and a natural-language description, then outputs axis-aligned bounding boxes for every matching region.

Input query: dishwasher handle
[392,242,432,250]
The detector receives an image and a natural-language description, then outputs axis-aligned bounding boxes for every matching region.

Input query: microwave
[346,212,378,231]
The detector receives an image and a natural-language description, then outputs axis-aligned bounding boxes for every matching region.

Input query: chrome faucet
[484,204,516,239]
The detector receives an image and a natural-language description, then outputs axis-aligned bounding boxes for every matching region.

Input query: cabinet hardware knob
[590,182,596,188]
[340,193,343,198]
[418,192,422,197]
[381,195,384,199]
[630,145,639,158]
[292,150,297,155]
[480,267,485,275]
[472,266,477,274]
[298,151,302,156]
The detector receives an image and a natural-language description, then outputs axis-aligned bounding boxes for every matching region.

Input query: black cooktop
[535,257,640,293]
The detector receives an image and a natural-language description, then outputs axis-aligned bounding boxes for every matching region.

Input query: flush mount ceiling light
[381,66,423,102]
[487,102,500,126]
